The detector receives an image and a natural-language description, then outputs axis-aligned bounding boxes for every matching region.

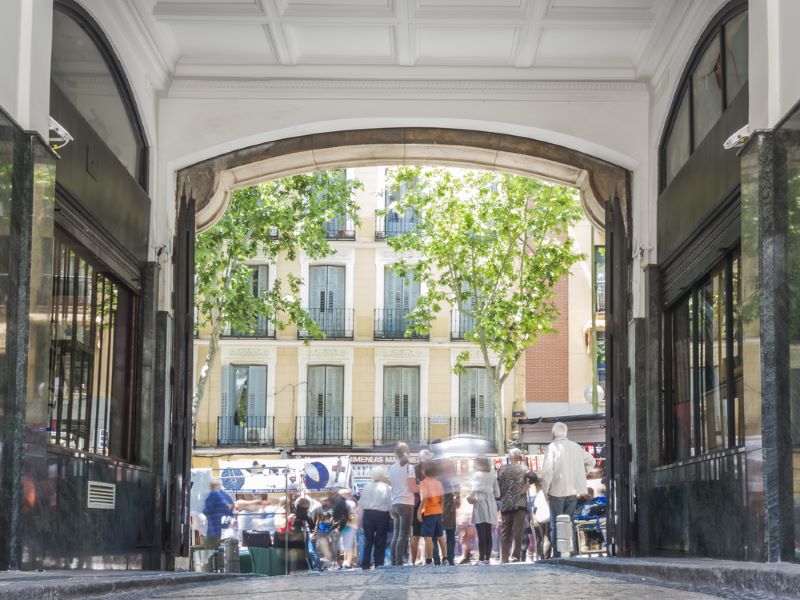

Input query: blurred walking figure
[388,442,416,566]
[468,457,500,565]
[359,466,392,570]
[417,462,448,565]
[203,479,234,549]
[315,492,350,569]
[497,448,534,563]
[410,448,434,564]
[339,489,358,568]
[530,477,551,559]
[541,422,595,557]
[435,458,459,566]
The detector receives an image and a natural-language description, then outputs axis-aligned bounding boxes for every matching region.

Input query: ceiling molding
[171,62,638,80]
[261,1,293,64]
[152,0,268,20]
[633,0,692,80]
[85,0,172,90]
[167,77,649,101]
[514,0,547,68]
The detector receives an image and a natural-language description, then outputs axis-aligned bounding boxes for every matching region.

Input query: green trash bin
[267,547,288,576]
[239,549,253,574]
[249,547,271,575]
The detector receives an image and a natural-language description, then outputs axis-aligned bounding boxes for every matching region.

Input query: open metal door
[605,189,632,556]
[166,191,195,563]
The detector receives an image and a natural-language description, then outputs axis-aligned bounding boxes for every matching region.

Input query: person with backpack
[496,448,534,563]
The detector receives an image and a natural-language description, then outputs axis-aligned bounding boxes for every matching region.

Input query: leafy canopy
[384,166,584,383]
[195,170,362,339]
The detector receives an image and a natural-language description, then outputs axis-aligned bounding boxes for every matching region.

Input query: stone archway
[172,126,633,556]
[175,127,629,233]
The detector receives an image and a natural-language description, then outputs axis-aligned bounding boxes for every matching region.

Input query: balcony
[222,318,276,339]
[451,417,502,450]
[450,310,475,341]
[325,215,356,240]
[375,210,418,239]
[374,416,429,446]
[217,416,275,446]
[295,416,352,447]
[374,309,429,340]
[298,308,354,339]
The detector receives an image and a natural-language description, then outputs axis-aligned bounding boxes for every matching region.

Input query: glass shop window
[661,7,747,189]
[47,230,139,460]
[724,11,749,102]
[664,249,743,462]
[51,8,144,183]
[665,92,691,185]
[692,34,723,147]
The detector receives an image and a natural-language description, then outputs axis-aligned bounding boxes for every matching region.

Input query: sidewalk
[0,570,252,600]
[550,556,800,599]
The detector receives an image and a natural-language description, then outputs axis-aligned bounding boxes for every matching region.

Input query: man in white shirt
[541,422,596,557]
[388,442,417,566]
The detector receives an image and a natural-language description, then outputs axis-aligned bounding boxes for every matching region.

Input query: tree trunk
[191,315,221,431]
[493,377,505,454]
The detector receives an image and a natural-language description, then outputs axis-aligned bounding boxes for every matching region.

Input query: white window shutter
[221,365,231,417]
[249,365,267,417]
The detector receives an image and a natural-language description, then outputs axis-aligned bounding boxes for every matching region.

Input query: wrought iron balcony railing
[374,309,429,340]
[325,215,356,240]
[218,416,275,446]
[295,416,352,447]
[375,210,418,239]
[298,308,354,339]
[450,417,502,449]
[450,310,475,341]
[373,416,430,446]
[222,317,276,339]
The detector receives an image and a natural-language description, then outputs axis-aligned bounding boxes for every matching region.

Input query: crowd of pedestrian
[202,422,603,571]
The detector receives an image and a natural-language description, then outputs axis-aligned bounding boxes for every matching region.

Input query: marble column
[0,113,55,570]
[740,130,794,562]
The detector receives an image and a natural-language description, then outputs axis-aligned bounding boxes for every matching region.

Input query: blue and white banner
[217,456,351,494]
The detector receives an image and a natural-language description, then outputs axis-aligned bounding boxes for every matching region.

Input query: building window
[219,364,269,444]
[377,170,418,239]
[664,249,743,462]
[47,230,138,459]
[457,367,497,445]
[304,265,352,338]
[302,365,348,446]
[376,266,427,340]
[51,1,148,187]
[222,265,275,338]
[321,170,355,240]
[691,34,723,147]
[660,3,747,189]
[724,11,749,103]
[383,366,420,418]
[594,245,606,313]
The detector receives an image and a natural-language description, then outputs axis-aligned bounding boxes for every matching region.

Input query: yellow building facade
[193,166,595,467]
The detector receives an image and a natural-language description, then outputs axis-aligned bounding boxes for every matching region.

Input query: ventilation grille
[87,481,116,510]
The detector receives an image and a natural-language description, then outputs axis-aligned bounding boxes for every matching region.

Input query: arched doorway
[173,126,633,556]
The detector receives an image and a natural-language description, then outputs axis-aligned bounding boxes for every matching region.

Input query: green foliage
[384,166,584,386]
[195,170,362,338]
[192,170,362,427]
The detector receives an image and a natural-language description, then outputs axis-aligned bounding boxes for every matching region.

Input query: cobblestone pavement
[106,563,776,600]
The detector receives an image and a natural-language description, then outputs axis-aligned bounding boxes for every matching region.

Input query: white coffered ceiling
[124,0,689,81]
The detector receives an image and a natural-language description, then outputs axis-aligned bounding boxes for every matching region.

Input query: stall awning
[520,416,606,444]
[218,456,351,494]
